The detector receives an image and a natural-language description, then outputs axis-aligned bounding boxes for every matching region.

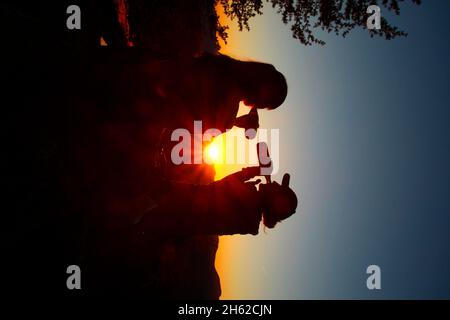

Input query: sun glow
[205,143,221,164]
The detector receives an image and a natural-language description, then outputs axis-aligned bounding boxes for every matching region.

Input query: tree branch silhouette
[217,0,421,46]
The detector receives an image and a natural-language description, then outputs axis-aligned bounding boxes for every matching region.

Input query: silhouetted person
[158,53,288,135]
[74,53,287,135]
[94,167,298,298]
[136,169,297,238]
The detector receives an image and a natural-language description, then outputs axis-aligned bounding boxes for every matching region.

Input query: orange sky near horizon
[213,5,261,300]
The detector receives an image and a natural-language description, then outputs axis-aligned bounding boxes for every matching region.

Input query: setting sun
[205,143,220,164]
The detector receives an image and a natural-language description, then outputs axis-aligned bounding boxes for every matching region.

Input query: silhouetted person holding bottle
[77,53,287,136]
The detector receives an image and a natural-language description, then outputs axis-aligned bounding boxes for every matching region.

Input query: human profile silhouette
[71,52,288,139]
[181,53,288,134]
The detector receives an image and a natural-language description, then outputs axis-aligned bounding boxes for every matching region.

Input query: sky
[215,1,450,299]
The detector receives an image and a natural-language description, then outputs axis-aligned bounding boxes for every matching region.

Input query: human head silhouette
[260,173,298,228]
[240,63,288,110]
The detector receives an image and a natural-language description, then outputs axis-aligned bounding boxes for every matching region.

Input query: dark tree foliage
[217,0,421,45]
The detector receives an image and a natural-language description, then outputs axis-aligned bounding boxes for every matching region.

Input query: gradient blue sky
[218,1,450,299]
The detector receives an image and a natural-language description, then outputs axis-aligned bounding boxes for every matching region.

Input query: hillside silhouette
[2,0,297,299]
